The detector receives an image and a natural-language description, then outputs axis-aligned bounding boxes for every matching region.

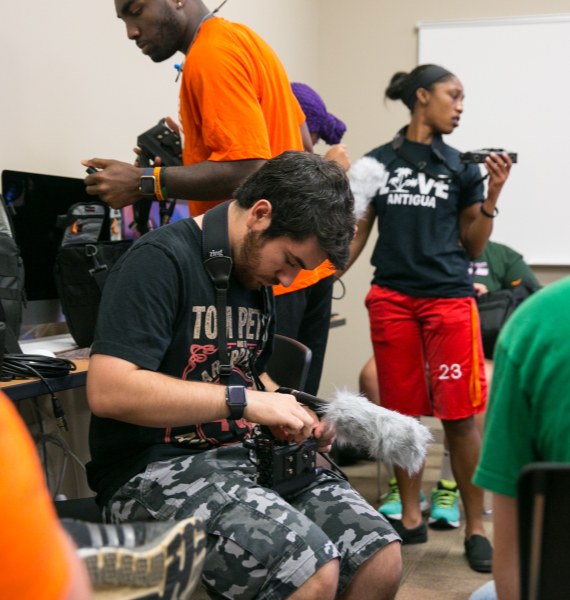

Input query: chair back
[518,463,570,600]
[54,496,102,523]
[265,334,312,391]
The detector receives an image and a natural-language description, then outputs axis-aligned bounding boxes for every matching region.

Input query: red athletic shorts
[365,285,487,420]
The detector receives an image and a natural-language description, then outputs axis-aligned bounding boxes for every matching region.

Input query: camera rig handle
[275,387,326,418]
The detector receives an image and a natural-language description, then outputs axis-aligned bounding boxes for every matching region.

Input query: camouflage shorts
[104,446,400,600]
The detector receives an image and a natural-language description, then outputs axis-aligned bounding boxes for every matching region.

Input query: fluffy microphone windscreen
[321,388,432,475]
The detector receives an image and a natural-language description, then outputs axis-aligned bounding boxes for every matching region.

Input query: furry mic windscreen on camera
[322,388,432,475]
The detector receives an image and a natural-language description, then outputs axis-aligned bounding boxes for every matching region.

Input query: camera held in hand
[460,148,517,164]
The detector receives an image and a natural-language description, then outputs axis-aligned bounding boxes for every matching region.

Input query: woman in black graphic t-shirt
[346,65,511,570]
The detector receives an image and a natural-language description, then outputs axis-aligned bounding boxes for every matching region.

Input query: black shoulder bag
[54,201,132,348]
[476,278,541,359]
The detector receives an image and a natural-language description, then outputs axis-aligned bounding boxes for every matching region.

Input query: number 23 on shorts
[439,364,462,380]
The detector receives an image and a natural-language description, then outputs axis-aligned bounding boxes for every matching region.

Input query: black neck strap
[202,201,272,390]
[202,201,234,386]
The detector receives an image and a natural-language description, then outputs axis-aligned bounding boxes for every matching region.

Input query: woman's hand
[485,152,512,204]
[325,144,351,172]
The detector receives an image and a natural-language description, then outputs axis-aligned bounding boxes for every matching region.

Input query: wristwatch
[139,167,157,198]
[226,386,247,420]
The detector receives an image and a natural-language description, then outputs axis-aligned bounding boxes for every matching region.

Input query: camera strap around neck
[202,201,234,386]
[202,201,272,391]
[391,127,487,188]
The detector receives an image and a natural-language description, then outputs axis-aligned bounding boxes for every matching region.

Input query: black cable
[3,354,76,431]
[332,274,346,301]
[318,452,349,481]
[32,397,50,484]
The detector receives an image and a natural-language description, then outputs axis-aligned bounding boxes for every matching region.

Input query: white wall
[0,0,319,179]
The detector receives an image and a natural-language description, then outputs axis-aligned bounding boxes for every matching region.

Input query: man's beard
[233,231,280,290]
[148,4,184,62]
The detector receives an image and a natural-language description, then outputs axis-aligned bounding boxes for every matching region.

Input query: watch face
[140,176,156,195]
[227,386,246,405]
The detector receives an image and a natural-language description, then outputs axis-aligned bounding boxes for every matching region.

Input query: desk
[0,359,89,402]
[1,317,345,402]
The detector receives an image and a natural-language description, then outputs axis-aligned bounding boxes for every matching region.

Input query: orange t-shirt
[272,262,336,296]
[0,392,71,600]
[179,17,305,217]
[178,17,332,295]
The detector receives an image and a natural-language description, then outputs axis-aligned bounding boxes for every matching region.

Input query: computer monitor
[1,170,104,326]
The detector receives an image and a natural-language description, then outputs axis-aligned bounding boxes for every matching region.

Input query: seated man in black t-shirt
[86,151,402,600]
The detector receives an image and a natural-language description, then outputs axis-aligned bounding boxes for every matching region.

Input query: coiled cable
[3,354,76,430]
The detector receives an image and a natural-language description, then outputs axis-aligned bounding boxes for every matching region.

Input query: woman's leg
[359,355,380,406]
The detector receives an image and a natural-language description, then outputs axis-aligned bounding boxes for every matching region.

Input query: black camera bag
[476,278,540,359]
[54,240,132,348]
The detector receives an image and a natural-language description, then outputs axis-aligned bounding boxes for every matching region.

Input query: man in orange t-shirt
[0,392,91,600]
[84,0,306,213]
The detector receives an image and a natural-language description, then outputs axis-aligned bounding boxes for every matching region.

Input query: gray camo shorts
[103,446,400,600]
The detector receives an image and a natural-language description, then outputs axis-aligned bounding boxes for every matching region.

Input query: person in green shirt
[470,275,570,600]
[470,240,540,294]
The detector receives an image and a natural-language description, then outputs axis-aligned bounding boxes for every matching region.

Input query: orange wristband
[154,167,165,202]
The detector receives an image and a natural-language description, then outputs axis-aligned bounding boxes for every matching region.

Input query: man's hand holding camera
[243,391,335,452]
[82,158,143,209]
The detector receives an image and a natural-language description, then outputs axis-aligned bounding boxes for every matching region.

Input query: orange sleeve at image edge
[0,393,71,600]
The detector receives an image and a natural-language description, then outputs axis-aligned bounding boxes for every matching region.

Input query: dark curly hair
[234,151,355,270]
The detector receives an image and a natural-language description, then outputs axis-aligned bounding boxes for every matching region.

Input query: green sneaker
[429,479,460,529]
[379,478,429,520]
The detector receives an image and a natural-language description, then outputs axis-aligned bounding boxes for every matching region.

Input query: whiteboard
[418,15,570,265]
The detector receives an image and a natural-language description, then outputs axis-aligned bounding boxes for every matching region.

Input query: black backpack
[0,196,25,353]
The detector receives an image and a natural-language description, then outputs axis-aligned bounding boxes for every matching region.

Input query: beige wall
[0,0,319,178]
[317,0,570,396]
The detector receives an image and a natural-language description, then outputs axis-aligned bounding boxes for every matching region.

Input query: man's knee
[372,541,402,596]
[293,558,339,600]
[346,541,402,600]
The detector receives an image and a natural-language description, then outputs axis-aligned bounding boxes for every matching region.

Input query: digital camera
[137,119,183,167]
[459,149,517,164]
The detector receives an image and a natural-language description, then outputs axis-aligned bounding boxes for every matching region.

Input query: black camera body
[137,119,183,167]
[459,149,517,164]
[245,437,317,497]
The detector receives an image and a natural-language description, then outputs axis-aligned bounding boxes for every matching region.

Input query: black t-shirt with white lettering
[87,216,274,507]
[366,134,484,298]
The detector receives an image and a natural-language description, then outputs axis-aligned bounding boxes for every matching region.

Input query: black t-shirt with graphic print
[86,216,274,507]
[366,134,484,298]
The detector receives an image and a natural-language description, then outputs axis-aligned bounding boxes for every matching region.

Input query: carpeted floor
[190,417,493,599]
[345,416,494,600]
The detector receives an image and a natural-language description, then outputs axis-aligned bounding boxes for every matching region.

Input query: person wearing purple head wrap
[272,83,352,398]
[291,83,346,145]
[291,83,350,172]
